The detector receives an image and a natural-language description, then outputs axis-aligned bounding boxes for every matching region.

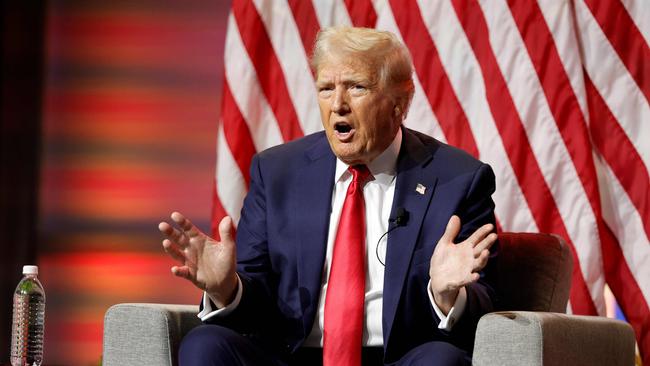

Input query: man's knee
[396,341,471,366]
[179,325,244,365]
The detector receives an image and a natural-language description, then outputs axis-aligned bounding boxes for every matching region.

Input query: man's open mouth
[333,122,355,141]
[334,122,352,133]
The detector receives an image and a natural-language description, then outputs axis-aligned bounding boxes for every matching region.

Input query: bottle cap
[22,265,38,275]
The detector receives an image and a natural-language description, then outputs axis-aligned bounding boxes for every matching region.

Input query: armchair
[103,233,635,365]
[472,232,635,365]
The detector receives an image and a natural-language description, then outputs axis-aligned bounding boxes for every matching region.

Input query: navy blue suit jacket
[206,127,498,363]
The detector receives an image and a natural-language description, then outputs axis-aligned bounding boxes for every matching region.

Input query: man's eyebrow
[347,76,377,88]
[316,73,376,86]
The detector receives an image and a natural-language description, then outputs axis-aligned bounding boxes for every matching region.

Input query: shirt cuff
[197,275,243,321]
[427,279,467,331]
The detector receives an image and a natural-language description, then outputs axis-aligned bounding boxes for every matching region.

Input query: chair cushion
[495,233,572,312]
[473,311,636,366]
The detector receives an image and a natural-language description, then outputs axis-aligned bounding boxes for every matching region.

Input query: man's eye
[318,87,333,97]
[352,85,366,90]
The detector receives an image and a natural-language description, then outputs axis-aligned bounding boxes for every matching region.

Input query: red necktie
[323,165,372,366]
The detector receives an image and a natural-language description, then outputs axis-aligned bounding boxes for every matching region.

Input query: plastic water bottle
[10,265,46,366]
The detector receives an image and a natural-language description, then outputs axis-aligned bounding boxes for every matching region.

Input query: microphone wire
[376,208,409,266]
[375,224,400,266]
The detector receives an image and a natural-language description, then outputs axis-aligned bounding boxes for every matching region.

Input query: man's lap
[179,325,470,366]
[179,324,283,366]
[393,341,471,366]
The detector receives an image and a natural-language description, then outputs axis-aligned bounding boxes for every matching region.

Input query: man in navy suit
[159,26,498,366]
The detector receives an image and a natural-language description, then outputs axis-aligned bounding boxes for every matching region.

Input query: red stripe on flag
[584,0,650,103]
[509,2,649,355]
[231,0,304,142]
[585,76,650,240]
[287,0,320,60]
[344,0,378,28]
[390,0,480,157]
[452,0,598,315]
[221,81,255,186]
[507,0,601,211]
[600,222,650,364]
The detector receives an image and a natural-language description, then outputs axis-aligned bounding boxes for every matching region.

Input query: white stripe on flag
[225,14,284,151]
[311,0,352,27]
[252,0,322,135]
[416,0,538,233]
[537,0,590,118]
[216,124,247,226]
[575,0,650,171]
[597,159,650,304]
[373,1,446,141]
[479,0,606,314]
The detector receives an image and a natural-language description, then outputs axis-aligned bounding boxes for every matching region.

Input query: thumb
[218,216,235,245]
[440,215,461,244]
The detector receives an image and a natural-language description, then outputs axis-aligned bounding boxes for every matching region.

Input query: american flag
[211,0,649,362]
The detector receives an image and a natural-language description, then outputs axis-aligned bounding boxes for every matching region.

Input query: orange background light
[39,1,231,364]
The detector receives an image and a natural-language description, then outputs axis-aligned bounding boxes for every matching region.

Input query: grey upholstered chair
[103,232,636,365]
[472,232,635,366]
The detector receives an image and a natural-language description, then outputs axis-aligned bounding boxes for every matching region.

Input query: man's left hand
[429,215,497,314]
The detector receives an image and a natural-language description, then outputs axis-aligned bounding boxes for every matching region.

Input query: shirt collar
[334,128,402,186]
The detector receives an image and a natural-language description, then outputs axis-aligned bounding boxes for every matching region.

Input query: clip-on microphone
[391,207,410,227]
[376,207,409,266]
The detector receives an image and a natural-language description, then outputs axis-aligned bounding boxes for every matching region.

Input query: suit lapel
[294,135,336,338]
[382,128,439,344]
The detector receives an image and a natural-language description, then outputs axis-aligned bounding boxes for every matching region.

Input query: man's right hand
[159,212,238,308]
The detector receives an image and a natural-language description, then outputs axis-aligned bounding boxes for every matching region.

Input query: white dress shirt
[198,129,466,345]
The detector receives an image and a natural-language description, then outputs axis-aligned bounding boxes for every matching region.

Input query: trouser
[179,324,471,366]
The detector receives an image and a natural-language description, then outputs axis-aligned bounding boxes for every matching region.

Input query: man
[159,26,498,366]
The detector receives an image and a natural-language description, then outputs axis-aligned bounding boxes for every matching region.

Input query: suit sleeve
[201,154,284,338]
[438,163,499,347]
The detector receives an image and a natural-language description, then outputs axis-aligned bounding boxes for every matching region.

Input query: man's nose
[331,87,350,114]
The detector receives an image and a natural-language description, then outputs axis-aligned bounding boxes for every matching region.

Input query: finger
[468,272,480,283]
[162,239,186,263]
[456,272,481,289]
[172,266,204,290]
[159,222,188,246]
[171,266,196,283]
[473,233,497,257]
[171,211,201,238]
[158,221,174,235]
[466,223,495,247]
[218,216,235,245]
[440,215,461,244]
[472,249,490,272]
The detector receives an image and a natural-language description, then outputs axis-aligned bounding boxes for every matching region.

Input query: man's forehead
[316,56,378,82]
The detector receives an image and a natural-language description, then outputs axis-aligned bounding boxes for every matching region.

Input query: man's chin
[333,149,366,165]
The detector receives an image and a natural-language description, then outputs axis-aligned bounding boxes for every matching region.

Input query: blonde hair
[311,26,415,117]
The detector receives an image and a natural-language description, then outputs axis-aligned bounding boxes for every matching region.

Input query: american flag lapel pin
[416,183,426,195]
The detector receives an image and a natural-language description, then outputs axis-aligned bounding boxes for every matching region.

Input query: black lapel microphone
[376,207,410,266]
[391,207,410,227]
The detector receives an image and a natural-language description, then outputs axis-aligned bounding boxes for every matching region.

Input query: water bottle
[10,265,46,366]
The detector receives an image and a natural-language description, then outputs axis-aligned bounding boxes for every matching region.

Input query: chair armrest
[103,303,202,366]
[473,311,635,366]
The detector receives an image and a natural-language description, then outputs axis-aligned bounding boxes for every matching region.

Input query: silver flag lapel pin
[416,183,426,195]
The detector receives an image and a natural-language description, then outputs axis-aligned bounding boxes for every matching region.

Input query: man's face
[316,56,400,165]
